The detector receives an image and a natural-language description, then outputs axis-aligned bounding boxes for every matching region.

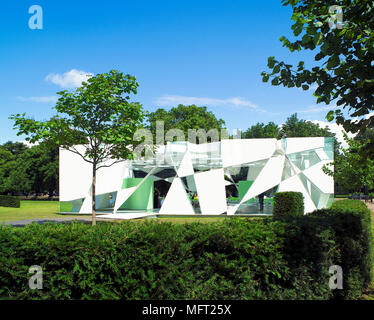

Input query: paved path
[99,212,156,220]
[0,217,97,227]
[365,201,374,213]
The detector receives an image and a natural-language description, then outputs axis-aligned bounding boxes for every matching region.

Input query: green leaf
[267,56,276,68]
[327,55,340,69]
[301,35,312,45]
[313,33,323,45]
[302,85,309,91]
[326,110,334,122]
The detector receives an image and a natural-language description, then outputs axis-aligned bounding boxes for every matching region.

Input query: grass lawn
[0,201,246,224]
[117,216,248,224]
[0,201,79,222]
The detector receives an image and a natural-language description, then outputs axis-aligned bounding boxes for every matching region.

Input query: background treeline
[1,106,373,196]
[0,141,58,198]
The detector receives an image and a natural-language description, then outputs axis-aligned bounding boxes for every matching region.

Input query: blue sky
[0,0,339,143]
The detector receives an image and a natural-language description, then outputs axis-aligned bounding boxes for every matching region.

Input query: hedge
[0,195,20,208]
[317,199,372,299]
[0,200,371,300]
[273,191,304,218]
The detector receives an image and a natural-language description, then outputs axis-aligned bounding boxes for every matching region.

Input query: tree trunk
[48,188,54,200]
[92,162,97,226]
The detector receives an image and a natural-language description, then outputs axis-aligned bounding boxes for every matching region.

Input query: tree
[37,144,59,198]
[354,128,374,143]
[0,142,58,197]
[279,113,335,138]
[10,70,145,225]
[242,122,279,139]
[147,105,226,143]
[2,141,28,156]
[241,114,336,140]
[0,146,30,195]
[19,143,59,198]
[323,132,374,192]
[262,0,374,154]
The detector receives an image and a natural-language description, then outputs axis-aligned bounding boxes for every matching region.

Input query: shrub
[0,195,20,208]
[311,199,372,299]
[0,202,371,300]
[273,192,304,218]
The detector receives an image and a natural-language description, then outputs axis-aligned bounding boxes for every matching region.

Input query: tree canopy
[323,132,374,192]
[242,113,335,140]
[242,122,279,139]
[147,104,226,143]
[2,141,28,156]
[10,70,145,225]
[279,113,335,138]
[0,142,59,197]
[262,0,374,153]
[0,145,30,195]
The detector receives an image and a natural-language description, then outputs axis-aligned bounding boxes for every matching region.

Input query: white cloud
[365,112,374,119]
[297,104,337,114]
[45,69,93,88]
[154,95,259,109]
[309,84,318,91]
[351,111,374,122]
[18,140,39,147]
[308,112,374,149]
[308,120,356,149]
[16,96,58,103]
[298,84,318,92]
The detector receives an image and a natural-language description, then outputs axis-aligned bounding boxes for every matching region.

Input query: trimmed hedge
[0,200,371,300]
[273,191,304,218]
[0,195,20,208]
[310,199,372,299]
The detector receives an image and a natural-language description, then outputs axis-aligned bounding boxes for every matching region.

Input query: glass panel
[326,194,334,208]
[234,185,277,215]
[120,178,154,210]
[179,174,201,214]
[324,137,335,160]
[299,172,333,210]
[281,159,294,181]
[287,150,321,170]
[282,138,287,153]
[60,198,84,213]
[96,192,117,211]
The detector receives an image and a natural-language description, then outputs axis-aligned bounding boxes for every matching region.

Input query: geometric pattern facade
[59,137,334,215]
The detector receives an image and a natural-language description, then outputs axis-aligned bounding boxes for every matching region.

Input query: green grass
[129,216,250,224]
[0,201,78,222]
[0,201,248,224]
[0,200,261,224]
